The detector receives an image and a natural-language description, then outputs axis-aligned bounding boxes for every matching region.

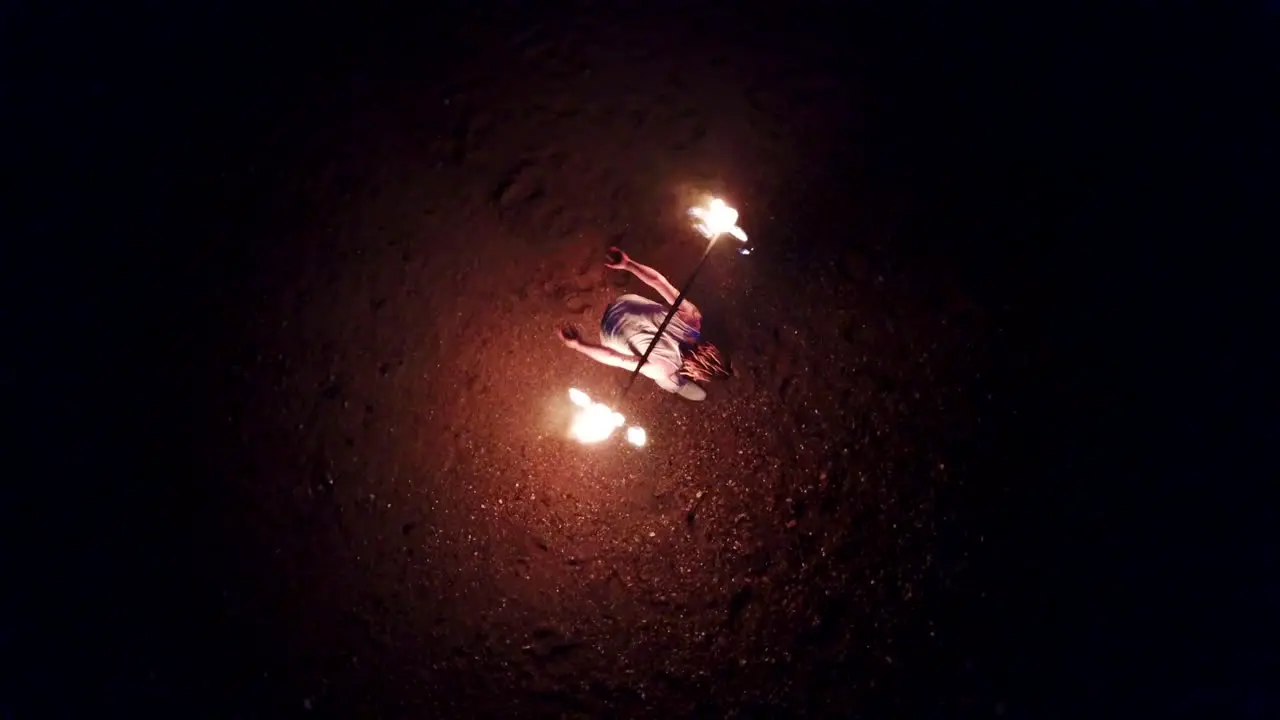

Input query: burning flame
[689,197,748,243]
[567,388,646,446]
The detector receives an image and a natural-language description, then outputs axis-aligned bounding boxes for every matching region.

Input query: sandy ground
[14,3,1275,719]
[190,10,1024,716]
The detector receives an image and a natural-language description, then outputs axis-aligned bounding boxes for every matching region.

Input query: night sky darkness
[9,2,1276,717]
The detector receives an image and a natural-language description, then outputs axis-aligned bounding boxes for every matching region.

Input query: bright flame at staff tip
[626,426,647,447]
[567,387,635,444]
[689,197,748,243]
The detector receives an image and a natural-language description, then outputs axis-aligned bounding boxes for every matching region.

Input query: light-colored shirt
[599,294,700,393]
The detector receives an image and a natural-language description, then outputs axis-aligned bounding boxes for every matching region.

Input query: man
[557,247,732,401]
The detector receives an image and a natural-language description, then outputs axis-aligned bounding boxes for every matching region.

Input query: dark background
[8,1,1275,717]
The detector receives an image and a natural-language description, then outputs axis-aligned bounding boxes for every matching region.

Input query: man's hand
[557,325,582,347]
[604,246,631,271]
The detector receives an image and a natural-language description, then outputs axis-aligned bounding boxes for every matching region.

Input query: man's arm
[557,326,680,386]
[622,257,700,320]
[568,339,641,371]
[567,338,681,383]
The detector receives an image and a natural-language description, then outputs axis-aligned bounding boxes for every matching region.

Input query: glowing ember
[567,387,628,444]
[625,426,647,447]
[689,197,748,243]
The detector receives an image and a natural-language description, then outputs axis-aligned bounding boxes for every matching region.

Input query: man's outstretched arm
[612,251,700,319]
[568,340,641,371]
[557,326,677,384]
[557,327,639,370]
